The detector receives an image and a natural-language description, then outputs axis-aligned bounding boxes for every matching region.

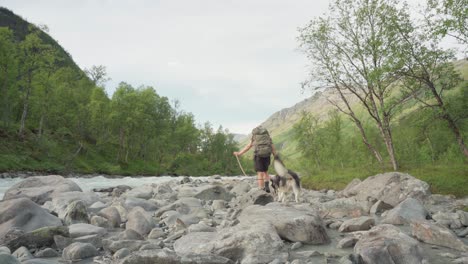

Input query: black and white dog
[271,155,301,203]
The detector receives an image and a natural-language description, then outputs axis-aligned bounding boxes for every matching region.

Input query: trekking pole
[235,155,248,176]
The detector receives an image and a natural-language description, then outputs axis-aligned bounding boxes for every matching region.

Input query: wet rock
[74,234,103,249]
[3,175,82,205]
[0,198,62,238]
[53,235,73,250]
[355,224,427,264]
[381,198,428,225]
[62,242,98,261]
[338,216,375,232]
[291,242,303,250]
[0,246,10,254]
[411,221,468,252]
[457,227,468,237]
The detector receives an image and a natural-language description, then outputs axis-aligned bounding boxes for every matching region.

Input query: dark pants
[254,155,271,172]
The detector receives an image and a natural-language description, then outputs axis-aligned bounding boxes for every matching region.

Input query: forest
[0,7,239,176]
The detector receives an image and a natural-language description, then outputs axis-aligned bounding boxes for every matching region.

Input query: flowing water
[0,175,219,200]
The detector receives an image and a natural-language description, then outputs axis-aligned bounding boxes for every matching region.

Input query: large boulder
[3,175,82,204]
[125,185,154,199]
[338,216,375,232]
[230,189,274,209]
[126,207,155,236]
[341,172,430,207]
[0,253,20,264]
[123,197,158,211]
[411,221,468,252]
[174,223,287,264]
[381,198,428,225]
[354,224,427,264]
[238,204,330,244]
[230,181,251,196]
[0,198,62,238]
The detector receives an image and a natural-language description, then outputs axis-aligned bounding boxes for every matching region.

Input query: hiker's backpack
[252,126,272,158]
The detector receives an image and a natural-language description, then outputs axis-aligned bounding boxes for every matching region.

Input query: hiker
[233,125,276,193]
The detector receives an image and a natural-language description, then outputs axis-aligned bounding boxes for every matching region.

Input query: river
[0,175,223,200]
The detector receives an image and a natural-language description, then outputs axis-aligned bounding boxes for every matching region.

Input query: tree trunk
[1,66,9,128]
[19,72,32,138]
[443,114,468,159]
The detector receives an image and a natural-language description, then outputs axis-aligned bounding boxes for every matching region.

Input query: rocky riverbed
[0,172,467,264]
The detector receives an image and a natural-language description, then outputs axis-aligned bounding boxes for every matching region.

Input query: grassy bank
[301,164,468,198]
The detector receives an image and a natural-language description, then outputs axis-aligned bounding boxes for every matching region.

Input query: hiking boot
[264,181,271,193]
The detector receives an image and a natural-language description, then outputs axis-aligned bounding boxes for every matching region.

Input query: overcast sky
[3,0,456,135]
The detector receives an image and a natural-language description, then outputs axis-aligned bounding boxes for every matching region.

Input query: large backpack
[252,126,272,158]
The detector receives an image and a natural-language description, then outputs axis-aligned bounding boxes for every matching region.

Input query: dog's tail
[288,170,301,188]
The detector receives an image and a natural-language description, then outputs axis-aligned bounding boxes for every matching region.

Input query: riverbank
[0,172,467,263]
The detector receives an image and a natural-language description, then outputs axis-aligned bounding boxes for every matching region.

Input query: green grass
[301,164,468,198]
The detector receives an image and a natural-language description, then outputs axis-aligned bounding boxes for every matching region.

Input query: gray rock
[69,223,107,238]
[231,189,274,209]
[291,242,303,250]
[341,172,430,207]
[174,223,287,264]
[319,197,370,218]
[12,246,33,262]
[34,248,59,258]
[230,181,251,196]
[238,204,330,244]
[355,224,427,264]
[457,210,468,226]
[211,200,226,210]
[423,194,459,214]
[155,198,206,221]
[62,242,98,261]
[103,239,148,253]
[194,185,234,201]
[114,248,131,260]
[0,246,11,254]
[338,216,375,232]
[337,237,358,249]
[124,197,158,211]
[43,191,101,219]
[338,178,362,197]
[89,201,107,211]
[126,207,155,236]
[148,228,166,239]
[453,257,468,264]
[0,253,20,264]
[3,175,82,205]
[3,226,68,252]
[22,259,60,264]
[411,220,468,252]
[98,206,122,228]
[140,243,162,250]
[188,222,216,233]
[120,249,233,264]
[90,215,110,228]
[53,235,73,250]
[433,211,463,229]
[369,200,393,215]
[125,185,154,199]
[119,229,144,240]
[0,198,62,238]
[381,197,428,225]
[64,200,89,225]
[458,226,468,237]
[74,234,103,248]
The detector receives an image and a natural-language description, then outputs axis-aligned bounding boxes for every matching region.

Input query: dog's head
[270,175,280,194]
